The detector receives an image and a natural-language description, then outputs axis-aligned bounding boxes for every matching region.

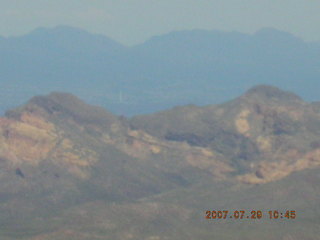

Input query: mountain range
[0,85,320,239]
[0,26,320,115]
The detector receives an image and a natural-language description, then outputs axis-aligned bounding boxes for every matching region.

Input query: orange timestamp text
[205,210,296,220]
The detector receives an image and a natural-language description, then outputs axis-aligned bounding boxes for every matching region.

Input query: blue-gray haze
[1,0,320,45]
[0,26,319,116]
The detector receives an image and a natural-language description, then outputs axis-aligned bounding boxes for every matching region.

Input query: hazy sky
[0,0,319,45]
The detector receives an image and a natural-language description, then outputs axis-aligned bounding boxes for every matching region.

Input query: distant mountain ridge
[0,26,320,116]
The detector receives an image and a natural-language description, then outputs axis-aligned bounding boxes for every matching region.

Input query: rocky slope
[131,85,320,184]
[0,85,320,239]
[0,92,235,199]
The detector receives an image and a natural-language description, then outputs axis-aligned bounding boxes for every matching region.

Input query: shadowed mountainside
[0,85,320,239]
[131,85,320,183]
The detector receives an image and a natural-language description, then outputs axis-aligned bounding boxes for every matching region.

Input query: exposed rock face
[0,110,98,179]
[1,86,320,240]
[131,85,320,184]
[0,91,237,200]
[0,113,58,165]
[238,148,320,184]
[1,85,320,189]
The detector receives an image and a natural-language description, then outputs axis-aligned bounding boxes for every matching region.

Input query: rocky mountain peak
[6,92,119,126]
[243,85,303,103]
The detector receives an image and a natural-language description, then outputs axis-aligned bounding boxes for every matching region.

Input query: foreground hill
[131,85,320,184]
[0,85,319,239]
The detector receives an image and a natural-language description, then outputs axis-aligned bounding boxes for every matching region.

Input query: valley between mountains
[0,85,319,240]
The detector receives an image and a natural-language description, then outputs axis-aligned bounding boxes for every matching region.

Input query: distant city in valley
[0,26,319,116]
